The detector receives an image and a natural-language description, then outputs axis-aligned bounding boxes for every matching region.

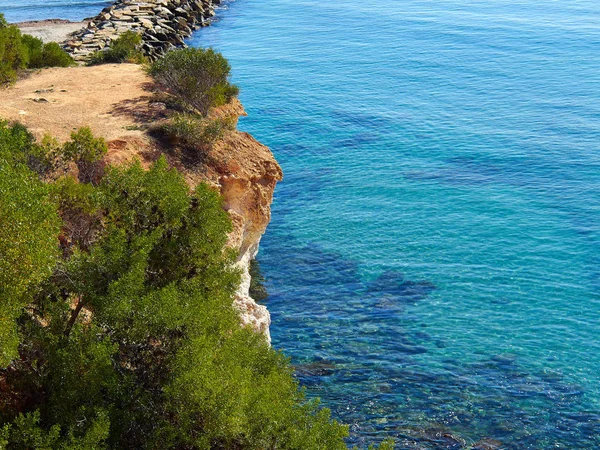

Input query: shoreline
[4,1,279,341]
[64,0,221,61]
[12,1,223,62]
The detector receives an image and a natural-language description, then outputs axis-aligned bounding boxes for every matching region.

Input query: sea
[3,0,600,448]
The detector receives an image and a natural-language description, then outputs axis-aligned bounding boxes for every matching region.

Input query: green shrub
[0,24,27,85]
[89,31,146,65]
[38,41,74,68]
[22,34,74,68]
[62,127,108,183]
[21,33,43,67]
[0,120,57,177]
[149,47,239,116]
[0,125,352,448]
[31,133,66,176]
[0,17,73,85]
[160,112,235,154]
[0,121,61,367]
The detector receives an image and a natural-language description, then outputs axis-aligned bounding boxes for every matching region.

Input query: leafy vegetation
[0,123,353,448]
[0,13,74,85]
[89,31,146,65]
[158,112,235,153]
[148,48,239,116]
[21,34,74,69]
[0,122,61,367]
[0,18,28,85]
[146,48,241,160]
[0,40,394,446]
[62,126,108,183]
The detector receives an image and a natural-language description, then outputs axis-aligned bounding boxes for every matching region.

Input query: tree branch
[64,297,85,337]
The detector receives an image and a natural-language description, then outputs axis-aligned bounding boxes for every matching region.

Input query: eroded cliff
[0,64,281,339]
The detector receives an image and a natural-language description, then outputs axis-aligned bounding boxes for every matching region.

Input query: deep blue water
[3,0,600,448]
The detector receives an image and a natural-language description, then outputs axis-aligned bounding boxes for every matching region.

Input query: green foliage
[159,112,235,153]
[0,21,73,85]
[63,127,108,183]
[35,42,74,68]
[30,134,65,176]
[365,438,396,450]
[89,31,146,65]
[21,34,74,69]
[0,121,60,367]
[0,25,27,85]
[149,48,239,116]
[21,34,43,67]
[63,127,107,164]
[0,125,350,448]
[4,409,110,449]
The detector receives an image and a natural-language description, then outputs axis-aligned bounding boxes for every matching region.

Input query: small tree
[37,42,74,68]
[21,34,43,67]
[149,48,239,116]
[0,24,27,85]
[62,127,108,184]
[159,112,235,154]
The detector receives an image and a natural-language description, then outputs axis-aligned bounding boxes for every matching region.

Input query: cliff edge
[0,64,281,340]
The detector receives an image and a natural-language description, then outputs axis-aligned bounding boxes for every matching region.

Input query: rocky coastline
[0,63,280,341]
[62,0,221,61]
[4,0,281,341]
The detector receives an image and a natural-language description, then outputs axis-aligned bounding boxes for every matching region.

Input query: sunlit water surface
[0,0,110,22]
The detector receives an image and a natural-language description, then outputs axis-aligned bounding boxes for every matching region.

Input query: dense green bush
[160,112,235,152]
[62,126,108,183]
[0,121,61,367]
[20,34,43,67]
[0,124,354,448]
[89,31,146,65]
[0,19,28,85]
[0,13,73,85]
[149,48,239,116]
[39,42,74,68]
[21,34,74,69]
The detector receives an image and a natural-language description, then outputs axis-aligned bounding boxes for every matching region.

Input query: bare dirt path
[0,64,155,142]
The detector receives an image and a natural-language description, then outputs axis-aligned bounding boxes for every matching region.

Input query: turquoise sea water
[3,0,600,448]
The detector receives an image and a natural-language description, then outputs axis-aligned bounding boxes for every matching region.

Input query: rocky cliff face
[110,102,283,342]
[179,100,283,341]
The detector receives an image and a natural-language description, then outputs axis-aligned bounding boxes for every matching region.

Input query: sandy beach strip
[15,19,88,43]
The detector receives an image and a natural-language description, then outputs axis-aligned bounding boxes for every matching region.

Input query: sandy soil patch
[0,64,160,143]
[16,19,88,43]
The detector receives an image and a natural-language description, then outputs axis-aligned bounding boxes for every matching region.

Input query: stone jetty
[63,0,220,61]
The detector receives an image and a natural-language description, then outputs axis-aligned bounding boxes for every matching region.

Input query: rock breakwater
[64,0,220,61]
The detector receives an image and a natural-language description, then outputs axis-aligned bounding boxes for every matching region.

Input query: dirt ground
[0,64,158,143]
